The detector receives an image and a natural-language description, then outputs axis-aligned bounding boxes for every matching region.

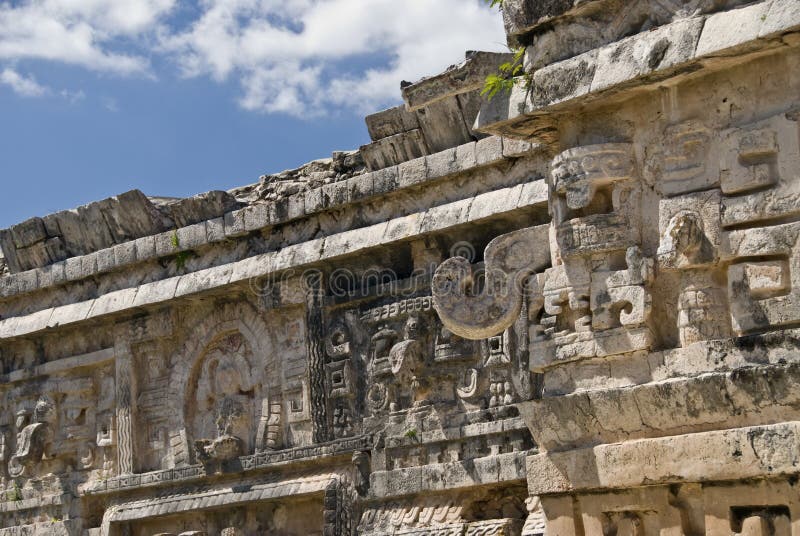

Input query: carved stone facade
[0,1,799,534]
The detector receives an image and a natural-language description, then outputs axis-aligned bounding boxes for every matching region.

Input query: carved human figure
[389,315,428,406]
[352,451,371,496]
[193,333,255,463]
[8,398,56,478]
[657,196,730,346]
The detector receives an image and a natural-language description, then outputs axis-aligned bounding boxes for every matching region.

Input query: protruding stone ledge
[477,0,800,142]
[83,435,372,497]
[0,179,548,341]
[526,421,800,495]
[0,138,542,304]
[401,51,514,112]
[369,451,529,500]
[104,472,340,524]
[519,361,800,452]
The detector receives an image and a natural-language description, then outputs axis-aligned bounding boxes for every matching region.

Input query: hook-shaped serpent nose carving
[432,225,550,340]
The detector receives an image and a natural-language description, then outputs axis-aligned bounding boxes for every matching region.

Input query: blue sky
[0,0,506,229]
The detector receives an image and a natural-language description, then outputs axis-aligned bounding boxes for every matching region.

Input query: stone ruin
[0,1,799,534]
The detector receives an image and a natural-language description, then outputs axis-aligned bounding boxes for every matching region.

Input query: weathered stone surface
[1,3,799,534]
[165,190,241,228]
[364,105,420,141]
[402,51,514,112]
[360,129,429,171]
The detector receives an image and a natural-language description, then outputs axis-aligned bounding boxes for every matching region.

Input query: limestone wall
[0,1,798,534]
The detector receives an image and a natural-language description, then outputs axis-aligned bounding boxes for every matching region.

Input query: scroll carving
[432,225,550,340]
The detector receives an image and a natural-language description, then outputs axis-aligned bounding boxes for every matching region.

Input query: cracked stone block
[365,105,420,141]
[361,129,429,171]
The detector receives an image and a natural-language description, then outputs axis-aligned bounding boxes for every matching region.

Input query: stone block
[398,156,428,188]
[372,166,399,194]
[9,217,47,248]
[302,187,323,214]
[361,129,429,171]
[175,265,233,297]
[176,222,207,250]
[517,180,548,208]
[132,278,180,307]
[502,137,536,158]
[113,241,137,267]
[532,50,597,107]
[89,287,138,318]
[205,217,225,243]
[224,209,247,238]
[64,256,83,281]
[345,174,373,202]
[591,18,703,93]
[696,2,771,57]
[0,229,21,273]
[760,0,800,37]
[501,0,582,45]
[15,269,38,294]
[14,241,53,272]
[286,193,306,220]
[134,235,156,260]
[39,262,66,288]
[154,231,176,258]
[243,204,271,232]
[47,300,94,328]
[95,247,116,273]
[468,188,516,221]
[475,136,504,166]
[526,421,800,494]
[81,251,98,277]
[416,96,472,153]
[365,104,420,141]
[402,51,514,111]
[425,147,459,179]
[455,142,477,171]
[166,190,240,228]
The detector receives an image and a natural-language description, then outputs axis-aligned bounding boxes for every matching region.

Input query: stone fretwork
[0,1,799,534]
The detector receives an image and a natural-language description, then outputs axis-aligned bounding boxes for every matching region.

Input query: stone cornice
[0,137,540,305]
[0,179,548,341]
[477,0,800,143]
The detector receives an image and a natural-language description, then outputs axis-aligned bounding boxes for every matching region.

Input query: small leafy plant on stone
[404,428,418,441]
[481,46,527,100]
[481,1,533,101]
[170,231,192,271]
[7,482,22,502]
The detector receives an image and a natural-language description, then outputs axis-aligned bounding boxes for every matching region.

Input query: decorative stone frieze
[0,0,799,533]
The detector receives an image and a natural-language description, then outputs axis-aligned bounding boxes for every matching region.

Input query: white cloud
[102,96,119,112]
[0,68,48,97]
[0,0,176,75]
[60,88,86,103]
[162,0,507,115]
[0,0,507,115]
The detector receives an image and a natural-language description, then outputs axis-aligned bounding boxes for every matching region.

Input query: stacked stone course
[0,1,799,534]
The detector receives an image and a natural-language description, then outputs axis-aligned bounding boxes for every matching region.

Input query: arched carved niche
[168,303,277,467]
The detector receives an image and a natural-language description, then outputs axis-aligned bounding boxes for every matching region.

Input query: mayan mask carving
[432,224,550,340]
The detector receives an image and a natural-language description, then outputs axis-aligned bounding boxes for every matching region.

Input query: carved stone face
[405,315,421,340]
[33,399,55,424]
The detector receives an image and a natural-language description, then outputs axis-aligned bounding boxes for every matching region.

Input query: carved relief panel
[432,142,657,371]
[0,356,117,519]
[720,112,800,337]
[190,332,257,464]
[167,303,284,469]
